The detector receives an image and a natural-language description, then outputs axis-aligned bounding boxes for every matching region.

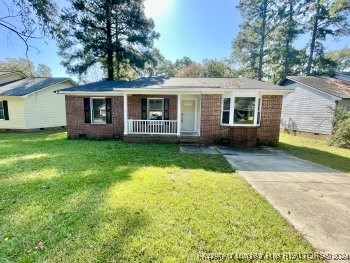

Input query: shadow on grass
[0,131,233,261]
[276,142,350,173]
[0,162,149,262]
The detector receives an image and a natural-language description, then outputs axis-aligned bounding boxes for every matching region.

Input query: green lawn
[278,133,350,173]
[0,131,316,262]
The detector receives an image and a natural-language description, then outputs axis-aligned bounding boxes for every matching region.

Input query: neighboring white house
[280,75,350,135]
[0,71,75,131]
[333,72,350,82]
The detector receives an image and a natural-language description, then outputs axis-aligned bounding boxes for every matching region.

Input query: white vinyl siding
[281,81,335,135]
[0,97,26,129]
[22,81,72,129]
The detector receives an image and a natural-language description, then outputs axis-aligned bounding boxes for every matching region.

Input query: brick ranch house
[58,77,293,147]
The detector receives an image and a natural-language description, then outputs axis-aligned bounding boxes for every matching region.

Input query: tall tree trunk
[106,2,114,80]
[115,8,121,80]
[258,0,268,81]
[283,0,293,79]
[306,0,320,76]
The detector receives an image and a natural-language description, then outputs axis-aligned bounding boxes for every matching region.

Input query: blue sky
[0,0,349,78]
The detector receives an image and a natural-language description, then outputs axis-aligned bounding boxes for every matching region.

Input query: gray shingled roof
[61,77,291,92]
[0,77,71,96]
[286,76,350,99]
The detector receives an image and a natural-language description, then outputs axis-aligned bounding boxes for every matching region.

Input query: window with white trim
[222,98,231,124]
[234,97,255,124]
[0,101,4,120]
[148,98,163,120]
[91,98,106,124]
[221,95,261,126]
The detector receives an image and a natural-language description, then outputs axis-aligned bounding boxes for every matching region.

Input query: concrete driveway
[220,147,350,256]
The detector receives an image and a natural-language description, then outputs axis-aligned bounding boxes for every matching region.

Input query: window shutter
[141,98,147,120]
[164,98,169,120]
[105,98,112,124]
[3,100,9,120]
[84,98,91,123]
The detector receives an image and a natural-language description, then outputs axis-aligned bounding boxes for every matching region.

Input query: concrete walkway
[221,146,350,257]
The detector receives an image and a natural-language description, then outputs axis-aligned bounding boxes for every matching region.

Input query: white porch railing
[127,120,178,135]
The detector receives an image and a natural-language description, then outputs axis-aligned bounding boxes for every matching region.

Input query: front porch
[123,94,201,137]
[123,133,201,144]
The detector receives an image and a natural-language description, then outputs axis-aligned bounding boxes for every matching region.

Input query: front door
[181,99,196,132]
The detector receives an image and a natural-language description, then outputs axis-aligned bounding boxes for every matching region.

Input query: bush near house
[330,106,350,149]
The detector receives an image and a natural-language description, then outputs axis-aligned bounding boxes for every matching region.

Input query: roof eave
[58,90,124,96]
[59,87,293,96]
[21,78,76,98]
[285,77,343,100]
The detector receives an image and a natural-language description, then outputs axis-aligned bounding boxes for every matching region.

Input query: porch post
[124,93,128,135]
[177,94,181,136]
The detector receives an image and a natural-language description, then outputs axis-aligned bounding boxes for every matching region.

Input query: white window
[91,98,106,124]
[234,97,255,124]
[221,98,231,124]
[0,101,4,120]
[148,98,163,120]
[221,95,261,126]
[257,98,262,125]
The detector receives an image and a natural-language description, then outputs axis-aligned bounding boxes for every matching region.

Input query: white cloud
[144,0,172,19]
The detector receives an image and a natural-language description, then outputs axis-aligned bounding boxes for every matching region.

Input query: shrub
[330,118,350,148]
[329,106,350,148]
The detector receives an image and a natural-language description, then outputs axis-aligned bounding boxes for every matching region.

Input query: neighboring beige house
[0,71,75,131]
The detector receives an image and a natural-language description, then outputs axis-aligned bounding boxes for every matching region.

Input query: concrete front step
[123,134,200,144]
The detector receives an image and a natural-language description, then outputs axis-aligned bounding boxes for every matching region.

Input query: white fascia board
[259,89,294,95]
[58,88,292,96]
[122,90,212,95]
[118,87,227,93]
[120,88,292,95]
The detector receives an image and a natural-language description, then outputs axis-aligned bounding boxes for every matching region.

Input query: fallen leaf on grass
[27,241,45,253]
[35,241,45,250]
[3,235,13,241]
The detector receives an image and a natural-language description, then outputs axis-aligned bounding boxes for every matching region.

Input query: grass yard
[0,131,317,262]
[278,132,350,173]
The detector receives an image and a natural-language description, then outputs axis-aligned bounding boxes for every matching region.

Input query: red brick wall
[65,96,124,139]
[127,95,177,120]
[66,94,282,146]
[257,95,283,144]
[200,94,222,143]
[200,94,282,146]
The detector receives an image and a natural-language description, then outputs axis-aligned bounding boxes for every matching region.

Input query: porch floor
[123,133,200,144]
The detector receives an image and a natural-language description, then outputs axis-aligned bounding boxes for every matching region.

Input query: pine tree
[55,0,159,80]
[304,0,350,75]
[233,0,278,80]
[265,0,305,82]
